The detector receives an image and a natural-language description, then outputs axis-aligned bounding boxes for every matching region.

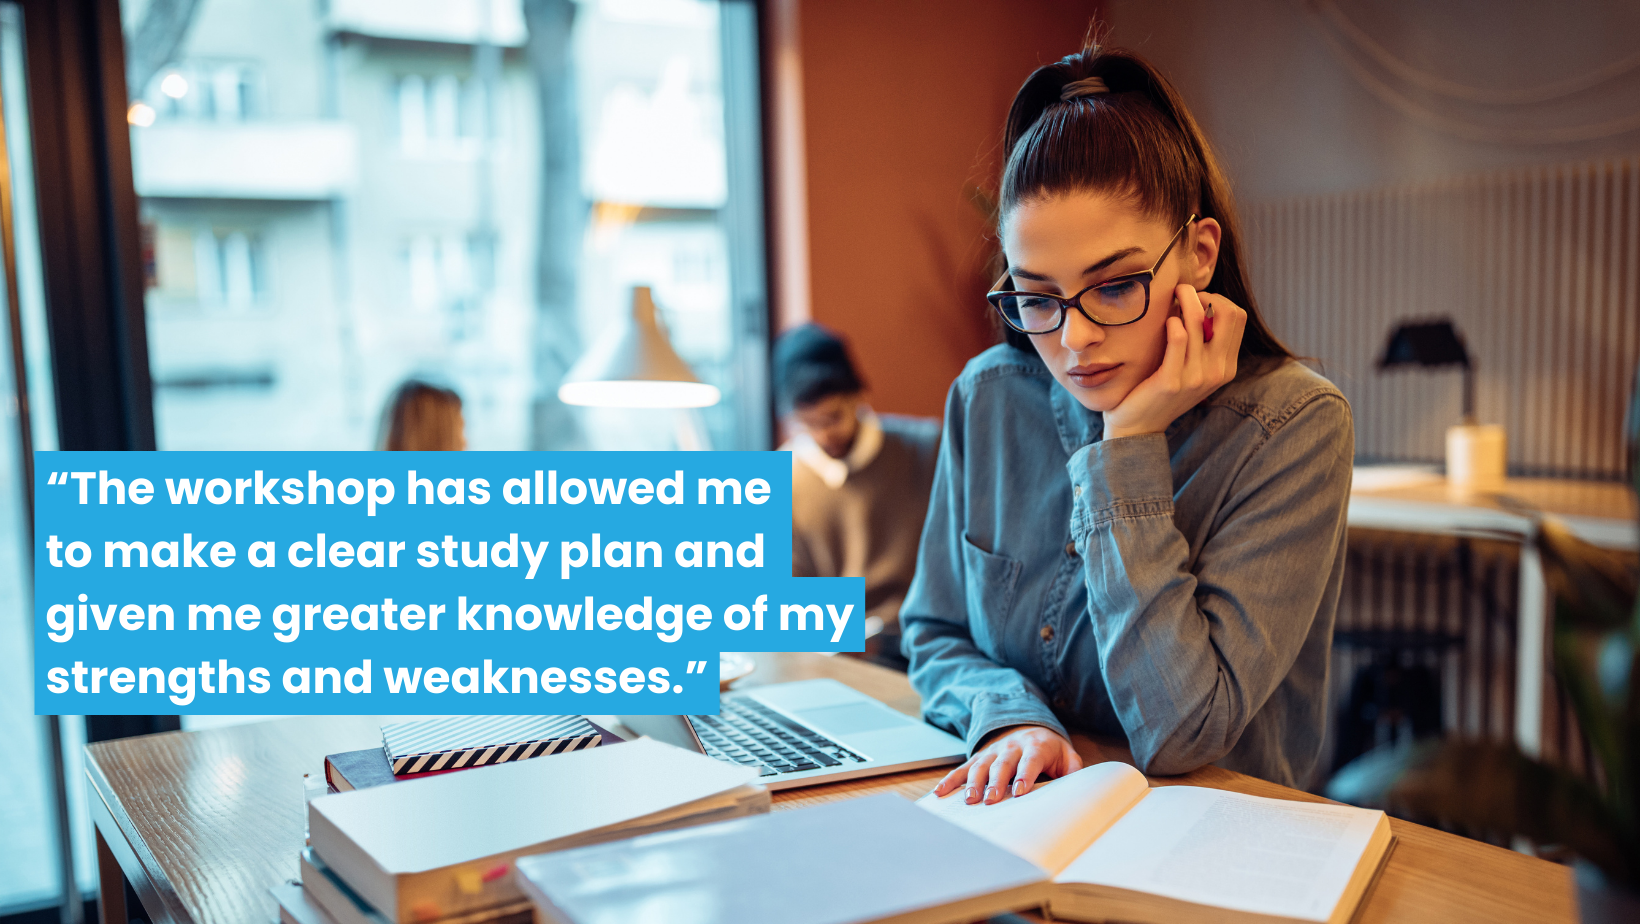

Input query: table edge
[85,743,197,924]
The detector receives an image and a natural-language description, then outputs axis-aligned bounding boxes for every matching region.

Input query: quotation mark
[683,660,711,674]
[46,471,68,485]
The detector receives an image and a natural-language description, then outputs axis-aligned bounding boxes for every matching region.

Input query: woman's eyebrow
[1007,246,1146,282]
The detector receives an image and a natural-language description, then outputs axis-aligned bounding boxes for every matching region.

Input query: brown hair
[998,34,1292,369]
[379,380,464,451]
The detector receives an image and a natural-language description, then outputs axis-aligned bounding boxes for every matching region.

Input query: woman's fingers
[1062,741,1085,775]
[927,730,1090,805]
[964,752,998,804]
[1177,284,1205,340]
[1210,298,1246,383]
[1179,284,1254,390]
[1176,284,1207,389]
[933,759,973,796]
[1011,745,1048,797]
[984,745,1022,804]
[1156,315,1188,391]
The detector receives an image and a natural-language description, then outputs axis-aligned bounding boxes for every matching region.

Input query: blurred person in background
[378,380,467,451]
[775,324,941,670]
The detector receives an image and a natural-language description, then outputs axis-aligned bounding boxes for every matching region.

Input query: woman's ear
[1186,218,1222,289]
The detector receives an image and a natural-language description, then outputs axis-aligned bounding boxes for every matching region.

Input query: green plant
[1352,374,1640,889]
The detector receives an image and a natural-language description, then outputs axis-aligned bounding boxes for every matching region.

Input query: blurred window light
[159,71,188,98]
[584,54,726,207]
[127,101,156,126]
[559,379,720,408]
[599,0,714,27]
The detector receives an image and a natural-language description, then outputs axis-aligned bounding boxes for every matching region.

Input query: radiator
[1329,528,1624,789]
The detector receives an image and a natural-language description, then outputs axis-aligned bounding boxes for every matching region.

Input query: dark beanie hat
[772,323,864,413]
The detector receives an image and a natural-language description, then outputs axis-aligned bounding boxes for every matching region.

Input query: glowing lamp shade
[557,286,721,409]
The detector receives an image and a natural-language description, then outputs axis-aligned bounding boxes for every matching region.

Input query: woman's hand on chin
[1103,284,1246,440]
[930,724,1085,805]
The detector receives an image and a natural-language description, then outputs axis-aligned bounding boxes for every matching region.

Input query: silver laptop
[619,678,966,790]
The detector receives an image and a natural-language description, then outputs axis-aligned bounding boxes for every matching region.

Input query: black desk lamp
[1378,319,1502,485]
[1377,320,1474,424]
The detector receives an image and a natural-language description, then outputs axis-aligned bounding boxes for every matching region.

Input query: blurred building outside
[125,0,768,453]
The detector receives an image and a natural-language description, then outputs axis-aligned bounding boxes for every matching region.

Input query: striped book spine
[382,714,601,775]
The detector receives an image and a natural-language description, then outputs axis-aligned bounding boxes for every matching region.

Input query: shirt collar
[785,405,883,489]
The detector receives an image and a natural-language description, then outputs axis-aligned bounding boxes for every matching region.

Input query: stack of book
[275,735,768,924]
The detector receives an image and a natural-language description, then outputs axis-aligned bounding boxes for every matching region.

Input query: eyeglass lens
[995,276,1148,333]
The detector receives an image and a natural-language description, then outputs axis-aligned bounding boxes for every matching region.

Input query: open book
[917,762,1393,924]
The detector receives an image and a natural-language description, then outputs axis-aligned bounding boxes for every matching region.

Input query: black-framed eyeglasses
[986,214,1197,334]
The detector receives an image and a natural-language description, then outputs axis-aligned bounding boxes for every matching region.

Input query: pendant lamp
[557,286,721,408]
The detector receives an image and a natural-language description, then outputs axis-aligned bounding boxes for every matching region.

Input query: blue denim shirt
[901,345,1353,787]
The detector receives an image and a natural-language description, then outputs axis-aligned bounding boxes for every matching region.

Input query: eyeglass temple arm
[1153,214,1198,271]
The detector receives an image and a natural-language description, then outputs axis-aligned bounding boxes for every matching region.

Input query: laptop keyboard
[692,697,869,776]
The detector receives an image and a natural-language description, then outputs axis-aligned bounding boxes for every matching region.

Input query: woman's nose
[1061,307,1104,352]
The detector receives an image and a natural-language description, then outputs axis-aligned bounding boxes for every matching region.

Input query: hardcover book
[306,738,767,924]
[380,714,600,774]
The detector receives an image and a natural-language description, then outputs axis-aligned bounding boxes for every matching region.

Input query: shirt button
[1064,542,1076,557]
[1074,485,1082,497]
[1040,625,1054,641]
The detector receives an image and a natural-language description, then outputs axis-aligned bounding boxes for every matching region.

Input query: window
[399,231,486,320]
[395,74,489,157]
[146,60,264,122]
[196,228,269,308]
[144,220,270,308]
[6,0,772,913]
[126,0,768,454]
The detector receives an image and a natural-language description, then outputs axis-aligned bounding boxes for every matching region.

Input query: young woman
[903,40,1353,801]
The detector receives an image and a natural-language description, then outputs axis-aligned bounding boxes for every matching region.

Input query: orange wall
[792,1,1102,418]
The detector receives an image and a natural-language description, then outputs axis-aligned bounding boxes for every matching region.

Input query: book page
[1057,787,1386,922]
[915,762,1149,874]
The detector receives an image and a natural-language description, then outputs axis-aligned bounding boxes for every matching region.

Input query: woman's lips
[1067,363,1121,388]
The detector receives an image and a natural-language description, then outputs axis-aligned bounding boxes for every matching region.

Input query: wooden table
[86,651,1576,924]
[1347,467,1638,758]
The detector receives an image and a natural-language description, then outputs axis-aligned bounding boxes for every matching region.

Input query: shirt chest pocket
[961,533,1024,659]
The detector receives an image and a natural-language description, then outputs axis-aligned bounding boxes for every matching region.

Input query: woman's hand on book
[931,725,1084,805]
[1103,284,1246,440]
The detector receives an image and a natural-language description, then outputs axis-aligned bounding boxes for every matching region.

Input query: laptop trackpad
[794,702,913,736]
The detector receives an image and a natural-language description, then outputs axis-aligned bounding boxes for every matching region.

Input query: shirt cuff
[1067,434,1175,536]
[963,692,1069,755]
